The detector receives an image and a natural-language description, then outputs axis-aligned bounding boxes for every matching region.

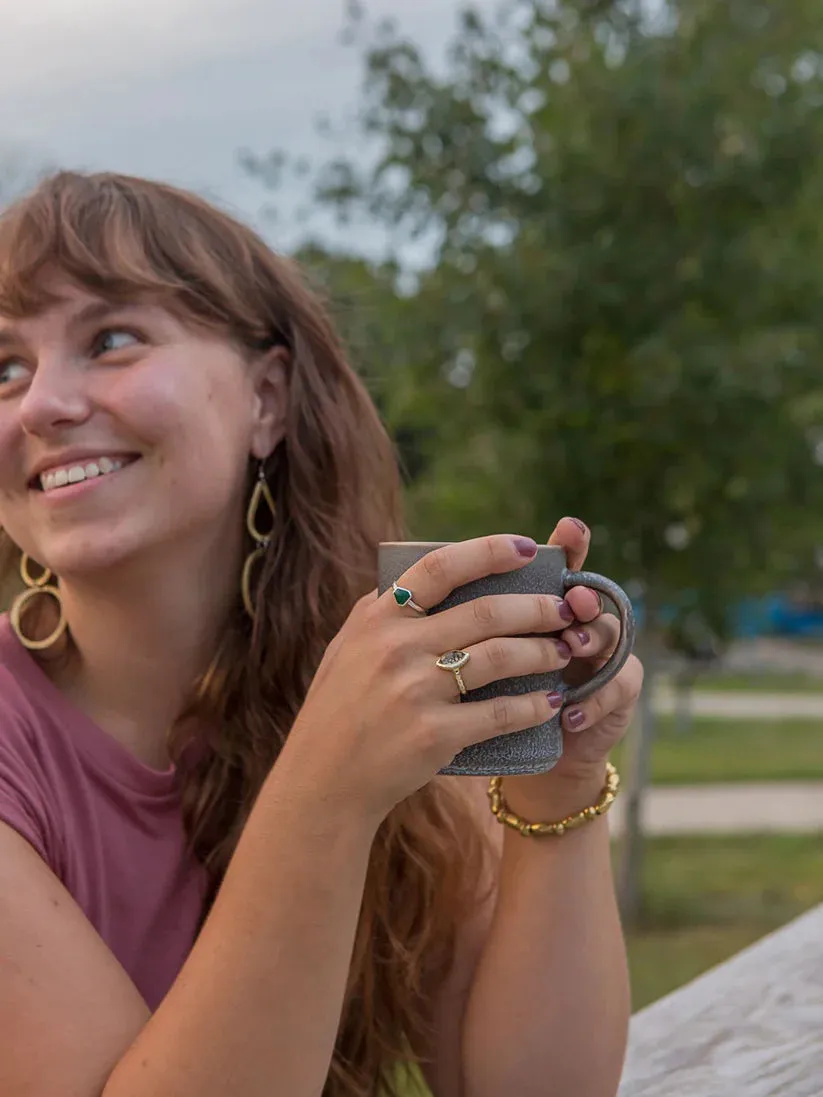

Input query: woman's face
[0,278,284,579]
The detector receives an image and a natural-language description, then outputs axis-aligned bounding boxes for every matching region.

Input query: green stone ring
[392,581,427,614]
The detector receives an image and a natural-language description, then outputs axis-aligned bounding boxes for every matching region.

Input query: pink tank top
[0,614,209,1011]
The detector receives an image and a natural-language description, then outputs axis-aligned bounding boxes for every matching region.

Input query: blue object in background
[633,593,823,640]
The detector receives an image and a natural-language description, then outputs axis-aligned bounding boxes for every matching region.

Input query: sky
[1,0,493,256]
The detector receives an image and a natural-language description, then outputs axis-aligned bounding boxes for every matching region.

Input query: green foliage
[248,0,823,636]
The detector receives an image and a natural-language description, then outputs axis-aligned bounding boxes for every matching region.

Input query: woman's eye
[0,359,29,387]
[93,328,142,355]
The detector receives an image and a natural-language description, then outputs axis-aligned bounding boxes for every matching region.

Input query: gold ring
[436,650,471,696]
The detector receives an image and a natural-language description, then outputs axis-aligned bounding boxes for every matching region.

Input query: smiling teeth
[40,457,125,493]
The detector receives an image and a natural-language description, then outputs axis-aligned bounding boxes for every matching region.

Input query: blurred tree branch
[245,0,823,921]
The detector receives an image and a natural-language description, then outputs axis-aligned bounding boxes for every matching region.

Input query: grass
[679,670,823,693]
[611,715,823,784]
[625,834,823,1009]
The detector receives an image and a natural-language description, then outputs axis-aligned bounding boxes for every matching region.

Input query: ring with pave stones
[436,650,471,696]
[392,581,427,614]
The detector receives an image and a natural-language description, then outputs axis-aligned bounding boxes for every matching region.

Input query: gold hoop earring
[241,463,276,620]
[9,554,68,651]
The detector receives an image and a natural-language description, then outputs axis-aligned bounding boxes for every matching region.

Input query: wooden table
[619,903,823,1096]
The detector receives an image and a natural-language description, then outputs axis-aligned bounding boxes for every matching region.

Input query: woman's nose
[18,355,92,436]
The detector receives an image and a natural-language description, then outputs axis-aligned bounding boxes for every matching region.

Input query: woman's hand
[503,517,644,817]
[280,534,581,828]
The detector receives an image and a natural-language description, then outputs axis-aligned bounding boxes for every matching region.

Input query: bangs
[0,171,277,346]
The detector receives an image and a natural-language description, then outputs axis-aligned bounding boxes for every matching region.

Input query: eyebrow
[0,299,136,351]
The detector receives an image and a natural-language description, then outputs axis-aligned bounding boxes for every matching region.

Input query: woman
[0,171,643,1097]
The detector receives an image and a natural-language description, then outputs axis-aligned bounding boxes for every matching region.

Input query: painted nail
[575,628,590,646]
[554,639,572,660]
[566,708,586,731]
[547,691,564,709]
[512,536,538,558]
[556,599,575,622]
[568,517,588,535]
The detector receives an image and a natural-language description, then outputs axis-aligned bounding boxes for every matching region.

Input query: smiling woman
[0,171,640,1097]
[0,171,465,1096]
[0,170,488,1097]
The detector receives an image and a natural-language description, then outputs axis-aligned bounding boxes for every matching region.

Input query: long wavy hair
[0,172,491,1096]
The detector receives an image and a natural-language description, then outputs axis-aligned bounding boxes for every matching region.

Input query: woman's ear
[249,345,290,460]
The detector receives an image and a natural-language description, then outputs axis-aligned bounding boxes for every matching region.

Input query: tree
[246,0,823,921]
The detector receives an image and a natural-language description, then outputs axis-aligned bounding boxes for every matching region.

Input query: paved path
[610,782,823,836]
[615,687,823,833]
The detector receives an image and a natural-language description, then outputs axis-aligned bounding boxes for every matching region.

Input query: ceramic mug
[378,542,636,776]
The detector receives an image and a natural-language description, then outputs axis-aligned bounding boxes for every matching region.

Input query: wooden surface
[618,903,823,1097]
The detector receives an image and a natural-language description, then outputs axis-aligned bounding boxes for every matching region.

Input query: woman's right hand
[279,535,578,828]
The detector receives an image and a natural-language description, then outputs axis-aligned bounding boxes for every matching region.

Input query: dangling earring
[9,554,68,651]
[241,462,276,620]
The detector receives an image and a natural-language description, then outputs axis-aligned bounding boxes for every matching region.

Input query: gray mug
[378,542,636,777]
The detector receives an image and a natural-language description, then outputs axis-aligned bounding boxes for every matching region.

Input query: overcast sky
[1,0,493,256]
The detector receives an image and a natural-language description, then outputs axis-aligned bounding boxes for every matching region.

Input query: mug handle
[560,570,637,705]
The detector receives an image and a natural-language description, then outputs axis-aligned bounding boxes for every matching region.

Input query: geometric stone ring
[392,581,427,615]
[435,649,471,696]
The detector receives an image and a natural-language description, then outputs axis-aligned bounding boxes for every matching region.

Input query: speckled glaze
[378,542,636,777]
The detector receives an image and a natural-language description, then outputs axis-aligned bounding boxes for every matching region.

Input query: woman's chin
[35,538,144,581]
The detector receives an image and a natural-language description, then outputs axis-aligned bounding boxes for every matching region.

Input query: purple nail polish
[547,690,564,709]
[575,628,590,646]
[566,708,586,730]
[554,639,572,660]
[512,536,538,558]
[557,599,575,623]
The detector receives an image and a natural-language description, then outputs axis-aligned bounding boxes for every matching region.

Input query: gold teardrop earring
[9,553,68,651]
[241,462,276,620]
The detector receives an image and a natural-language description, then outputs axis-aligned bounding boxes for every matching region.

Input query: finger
[561,656,644,733]
[564,584,604,623]
[435,635,574,698]
[441,688,560,748]
[548,517,590,572]
[561,613,620,662]
[386,534,539,615]
[425,592,575,651]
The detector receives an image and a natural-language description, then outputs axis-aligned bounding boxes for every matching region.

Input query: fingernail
[556,599,575,622]
[575,628,590,646]
[547,690,564,709]
[569,517,588,535]
[566,708,586,731]
[512,536,538,558]
[554,639,572,660]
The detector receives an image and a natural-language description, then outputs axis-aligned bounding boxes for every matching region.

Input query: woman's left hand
[504,516,643,812]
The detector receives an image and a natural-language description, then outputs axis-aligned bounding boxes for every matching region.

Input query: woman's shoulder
[0,616,62,864]
[0,613,79,803]
[0,614,53,738]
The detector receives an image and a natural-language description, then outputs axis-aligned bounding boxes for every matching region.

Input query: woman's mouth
[33,454,141,494]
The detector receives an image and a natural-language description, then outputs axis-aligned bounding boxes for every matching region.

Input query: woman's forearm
[104,753,378,1097]
[462,769,630,1097]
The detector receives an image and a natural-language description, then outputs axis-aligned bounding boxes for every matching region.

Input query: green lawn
[625,834,823,1009]
[611,715,823,784]
[676,670,823,693]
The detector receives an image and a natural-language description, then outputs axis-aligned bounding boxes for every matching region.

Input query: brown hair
[0,172,491,1095]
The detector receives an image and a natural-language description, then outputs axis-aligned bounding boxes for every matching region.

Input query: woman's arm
[0,750,378,1097]
[460,766,630,1097]
[106,754,378,1097]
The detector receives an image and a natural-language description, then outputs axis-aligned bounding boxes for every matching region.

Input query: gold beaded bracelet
[487,762,620,837]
